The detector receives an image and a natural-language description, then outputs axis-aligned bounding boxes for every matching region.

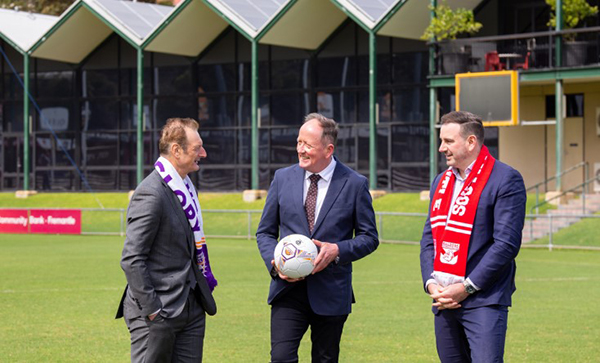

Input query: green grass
[528,213,600,247]
[0,192,579,245]
[1,235,599,362]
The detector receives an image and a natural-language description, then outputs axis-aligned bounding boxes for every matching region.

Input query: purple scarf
[154,156,217,291]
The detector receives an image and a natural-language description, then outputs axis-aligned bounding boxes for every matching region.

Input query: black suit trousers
[270,281,348,363]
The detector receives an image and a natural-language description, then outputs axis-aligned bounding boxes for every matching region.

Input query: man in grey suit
[116,117,217,362]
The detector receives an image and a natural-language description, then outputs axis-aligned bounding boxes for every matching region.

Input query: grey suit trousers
[125,289,206,363]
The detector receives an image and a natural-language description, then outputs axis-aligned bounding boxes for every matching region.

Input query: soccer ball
[273,234,318,279]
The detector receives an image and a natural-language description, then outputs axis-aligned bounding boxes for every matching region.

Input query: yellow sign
[456,70,519,126]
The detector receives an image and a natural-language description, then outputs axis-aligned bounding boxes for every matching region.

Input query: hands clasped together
[427,283,470,310]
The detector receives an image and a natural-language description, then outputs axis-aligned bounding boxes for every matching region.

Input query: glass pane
[36,71,74,98]
[84,132,118,166]
[156,66,192,96]
[85,70,119,97]
[53,133,77,167]
[198,168,235,190]
[271,93,306,126]
[119,133,136,166]
[152,97,195,129]
[84,99,119,130]
[271,59,305,90]
[2,101,23,132]
[197,94,235,128]
[316,57,356,87]
[392,166,429,191]
[270,128,297,164]
[87,170,117,190]
[198,63,235,93]
[336,126,356,164]
[201,129,236,164]
[391,125,430,163]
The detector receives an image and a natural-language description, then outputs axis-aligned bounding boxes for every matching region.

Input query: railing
[526,161,588,214]
[530,173,600,215]
[3,208,599,251]
[524,213,600,251]
[432,27,600,75]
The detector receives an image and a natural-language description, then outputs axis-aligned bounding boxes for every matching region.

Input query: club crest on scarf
[154,156,218,291]
[429,146,495,287]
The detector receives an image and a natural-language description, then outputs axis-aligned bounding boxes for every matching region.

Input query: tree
[0,0,174,16]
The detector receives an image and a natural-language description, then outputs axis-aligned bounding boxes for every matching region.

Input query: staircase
[522,193,600,243]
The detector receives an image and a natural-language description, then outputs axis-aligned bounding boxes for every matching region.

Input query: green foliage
[421,1,483,41]
[1,235,599,361]
[0,0,74,15]
[0,0,173,15]
[546,0,599,41]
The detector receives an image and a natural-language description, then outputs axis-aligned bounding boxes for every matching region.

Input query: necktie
[305,174,321,234]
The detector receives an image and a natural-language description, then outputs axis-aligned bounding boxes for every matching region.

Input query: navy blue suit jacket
[420,160,526,310]
[257,159,379,316]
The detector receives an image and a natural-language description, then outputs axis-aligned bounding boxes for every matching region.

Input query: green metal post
[555,0,563,190]
[555,0,562,68]
[429,0,438,184]
[251,40,259,190]
[368,31,377,190]
[23,54,30,191]
[429,88,437,183]
[136,48,144,184]
[555,80,563,191]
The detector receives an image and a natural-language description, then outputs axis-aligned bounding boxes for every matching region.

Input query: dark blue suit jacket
[257,159,379,316]
[420,160,526,309]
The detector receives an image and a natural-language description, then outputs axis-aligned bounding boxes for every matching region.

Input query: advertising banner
[0,209,29,234]
[29,209,82,235]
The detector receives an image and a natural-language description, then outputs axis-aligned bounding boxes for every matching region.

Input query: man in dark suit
[257,113,379,363]
[116,118,217,362]
[420,111,526,362]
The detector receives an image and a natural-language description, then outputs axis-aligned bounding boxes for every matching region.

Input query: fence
[2,208,599,251]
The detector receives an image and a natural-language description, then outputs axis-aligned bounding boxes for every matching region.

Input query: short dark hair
[159,118,199,155]
[303,113,338,147]
[440,111,485,144]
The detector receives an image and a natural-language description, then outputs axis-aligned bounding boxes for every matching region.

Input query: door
[546,117,584,191]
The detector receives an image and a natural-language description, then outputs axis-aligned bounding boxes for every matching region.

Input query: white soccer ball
[273,234,318,279]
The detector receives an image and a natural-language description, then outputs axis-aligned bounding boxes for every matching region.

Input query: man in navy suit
[257,113,379,363]
[420,111,526,363]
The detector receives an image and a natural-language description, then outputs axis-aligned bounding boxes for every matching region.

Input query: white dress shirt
[303,158,337,223]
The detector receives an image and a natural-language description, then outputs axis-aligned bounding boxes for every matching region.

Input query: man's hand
[312,239,339,274]
[428,283,469,310]
[271,259,304,283]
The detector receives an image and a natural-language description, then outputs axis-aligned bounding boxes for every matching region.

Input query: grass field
[1,234,599,362]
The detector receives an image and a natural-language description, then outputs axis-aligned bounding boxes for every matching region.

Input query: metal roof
[86,0,173,42]
[204,0,291,40]
[0,8,58,53]
[337,0,401,29]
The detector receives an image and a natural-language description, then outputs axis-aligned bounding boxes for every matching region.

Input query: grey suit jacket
[116,170,216,320]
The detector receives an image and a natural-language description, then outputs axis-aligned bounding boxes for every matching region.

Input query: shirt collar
[451,159,476,182]
[305,157,336,182]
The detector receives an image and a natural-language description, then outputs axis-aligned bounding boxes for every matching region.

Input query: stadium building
[1,0,599,195]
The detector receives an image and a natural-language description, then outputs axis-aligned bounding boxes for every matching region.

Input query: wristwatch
[463,280,477,294]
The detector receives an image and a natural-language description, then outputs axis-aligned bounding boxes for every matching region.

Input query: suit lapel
[312,162,348,235]
[158,172,195,253]
[292,165,311,234]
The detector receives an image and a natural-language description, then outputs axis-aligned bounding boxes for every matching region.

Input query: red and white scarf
[430,146,495,287]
